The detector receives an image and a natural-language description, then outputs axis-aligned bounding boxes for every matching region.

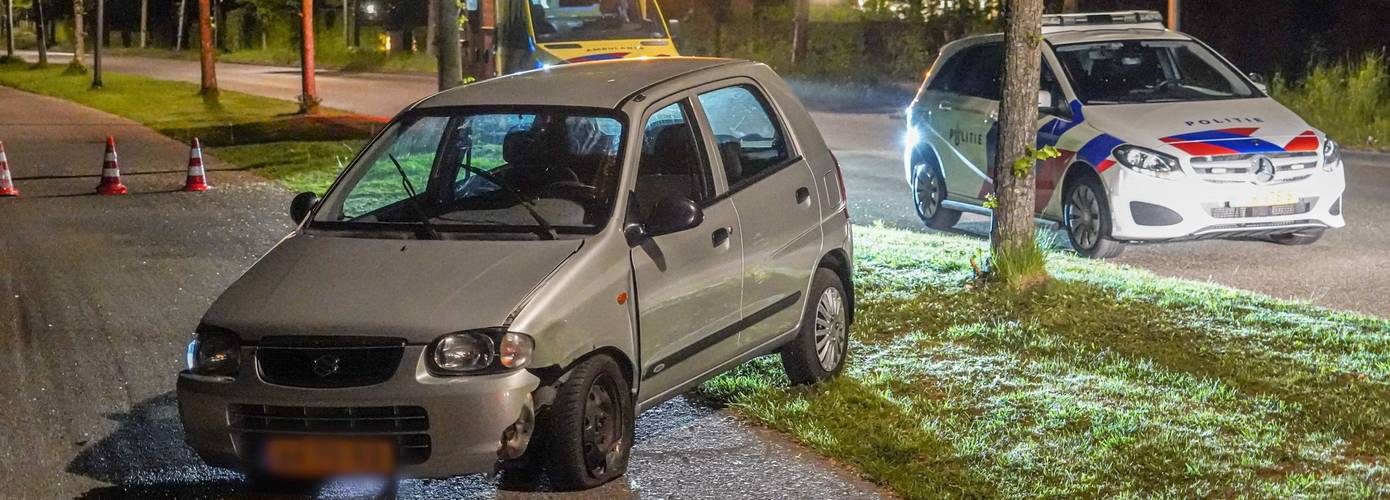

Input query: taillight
[829,149,849,218]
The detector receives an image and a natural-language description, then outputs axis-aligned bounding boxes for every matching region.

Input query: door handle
[711,227,731,248]
[937,102,954,111]
[795,186,811,205]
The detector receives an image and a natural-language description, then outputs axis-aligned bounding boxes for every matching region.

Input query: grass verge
[5,58,1387,498]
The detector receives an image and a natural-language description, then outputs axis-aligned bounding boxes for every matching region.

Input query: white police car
[904,11,1346,258]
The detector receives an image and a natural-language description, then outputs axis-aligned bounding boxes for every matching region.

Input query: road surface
[0,86,887,498]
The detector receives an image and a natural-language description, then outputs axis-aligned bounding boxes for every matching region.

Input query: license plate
[261,436,396,479]
[1232,191,1296,208]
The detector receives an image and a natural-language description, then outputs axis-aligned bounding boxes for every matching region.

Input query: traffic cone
[0,142,18,197]
[95,136,128,195]
[182,138,210,192]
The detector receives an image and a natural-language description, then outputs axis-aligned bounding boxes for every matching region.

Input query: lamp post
[1167,0,1180,30]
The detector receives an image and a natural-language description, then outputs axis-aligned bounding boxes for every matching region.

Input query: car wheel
[1270,229,1324,245]
[912,158,962,230]
[780,268,851,385]
[1063,175,1125,259]
[541,354,633,491]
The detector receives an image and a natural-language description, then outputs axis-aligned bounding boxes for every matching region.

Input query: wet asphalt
[0,87,887,498]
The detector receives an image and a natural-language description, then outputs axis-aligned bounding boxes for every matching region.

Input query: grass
[5,58,1388,498]
[1272,53,1390,151]
[700,226,1390,498]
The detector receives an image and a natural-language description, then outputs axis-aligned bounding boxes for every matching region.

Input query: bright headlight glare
[431,332,496,373]
[1323,139,1341,171]
[905,125,922,146]
[499,332,535,369]
[1113,145,1181,178]
[190,330,240,376]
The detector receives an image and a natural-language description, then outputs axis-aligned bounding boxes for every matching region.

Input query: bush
[1272,52,1390,150]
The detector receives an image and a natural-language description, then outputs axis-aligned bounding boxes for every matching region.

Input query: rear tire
[1270,229,1324,245]
[1063,174,1126,259]
[540,355,634,491]
[912,158,962,230]
[780,268,851,385]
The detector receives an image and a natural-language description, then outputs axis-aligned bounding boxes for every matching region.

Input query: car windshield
[1054,40,1258,104]
[312,108,625,238]
[530,0,669,43]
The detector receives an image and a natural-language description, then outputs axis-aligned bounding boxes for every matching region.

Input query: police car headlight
[1322,139,1341,172]
[1113,145,1182,179]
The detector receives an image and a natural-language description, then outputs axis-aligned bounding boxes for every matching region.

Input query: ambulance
[495,0,680,75]
[903,11,1346,258]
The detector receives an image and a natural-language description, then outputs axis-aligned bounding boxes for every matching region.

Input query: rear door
[629,96,745,399]
[692,81,822,348]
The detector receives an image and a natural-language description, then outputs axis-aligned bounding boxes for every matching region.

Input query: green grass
[6,58,1388,498]
[700,226,1390,498]
[1272,53,1390,151]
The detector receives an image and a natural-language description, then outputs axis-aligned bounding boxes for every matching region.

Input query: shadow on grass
[156,114,387,148]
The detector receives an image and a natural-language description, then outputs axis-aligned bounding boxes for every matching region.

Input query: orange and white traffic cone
[0,141,18,197]
[95,136,128,195]
[182,138,210,192]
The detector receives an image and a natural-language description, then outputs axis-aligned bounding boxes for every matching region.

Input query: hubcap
[582,373,622,478]
[914,164,941,219]
[813,287,847,372]
[1066,185,1103,250]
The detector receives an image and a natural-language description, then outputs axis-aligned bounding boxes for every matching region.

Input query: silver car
[177,58,855,490]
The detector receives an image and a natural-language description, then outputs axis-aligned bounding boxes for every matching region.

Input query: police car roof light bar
[1042,10,1166,28]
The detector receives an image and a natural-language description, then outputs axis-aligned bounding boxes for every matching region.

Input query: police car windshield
[1055,40,1258,105]
[530,0,669,43]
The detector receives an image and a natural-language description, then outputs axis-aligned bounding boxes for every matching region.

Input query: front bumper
[177,346,541,478]
[1106,163,1347,241]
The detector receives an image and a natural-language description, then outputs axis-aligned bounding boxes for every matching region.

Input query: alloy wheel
[1066,184,1102,251]
[914,164,942,219]
[813,287,847,372]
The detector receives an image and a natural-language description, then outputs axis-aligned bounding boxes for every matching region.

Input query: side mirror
[625,196,703,246]
[1248,72,1268,93]
[290,192,319,225]
[1037,89,1056,112]
[667,18,681,41]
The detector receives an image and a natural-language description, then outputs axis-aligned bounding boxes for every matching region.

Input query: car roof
[412,58,747,111]
[949,27,1192,51]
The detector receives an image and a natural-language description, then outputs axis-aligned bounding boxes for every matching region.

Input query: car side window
[632,101,714,223]
[926,51,966,91]
[947,43,1004,100]
[696,85,792,188]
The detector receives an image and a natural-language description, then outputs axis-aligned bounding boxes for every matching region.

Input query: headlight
[431,332,496,373]
[1113,145,1182,179]
[186,329,240,376]
[499,332,535,369]
[1322,138,1341,171]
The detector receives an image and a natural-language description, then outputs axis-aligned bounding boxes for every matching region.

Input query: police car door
[939,42,1004,201]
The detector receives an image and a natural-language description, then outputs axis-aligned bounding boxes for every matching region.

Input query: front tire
[540,355,634,491]
[1063,174,1125,259]
[912,158,962,230]
[780,268,851,385]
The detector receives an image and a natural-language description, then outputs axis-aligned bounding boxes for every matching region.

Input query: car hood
[1080,97,1321,156]
[201,234,583,343]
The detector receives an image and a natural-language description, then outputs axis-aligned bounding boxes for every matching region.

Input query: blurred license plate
[261,436,396,479]
[1232,191,1296,208]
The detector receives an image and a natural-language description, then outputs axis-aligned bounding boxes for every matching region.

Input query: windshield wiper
[456,164,558,241]
[387,153,441,240]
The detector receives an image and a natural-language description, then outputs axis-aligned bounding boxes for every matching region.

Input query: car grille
[1190,151,1320,185]
[230,404,432,465]
[1209,198,1316,219]
[256,336,405,388]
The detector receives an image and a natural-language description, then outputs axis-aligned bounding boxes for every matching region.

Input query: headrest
[650,124,699,175]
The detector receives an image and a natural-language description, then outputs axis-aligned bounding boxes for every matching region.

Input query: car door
[629,96,745,399]
[940,42,1004,201]
[692,81,822,348]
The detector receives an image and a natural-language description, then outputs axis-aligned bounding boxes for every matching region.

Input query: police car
[903,11,1346,258]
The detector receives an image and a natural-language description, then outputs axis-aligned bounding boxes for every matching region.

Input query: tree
[435,0,461,90]
[298,0,319,114]
[989,0,1050,286]
[66,0,84,72]
[197,0,218,103]
[138,0,146,47]
[426,0,438,56]
[791,0,808,64]
[5,0,15,60]
[176,0,186,50]
[34,0,47,66]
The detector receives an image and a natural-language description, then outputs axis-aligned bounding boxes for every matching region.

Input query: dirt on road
[0,86,886,498]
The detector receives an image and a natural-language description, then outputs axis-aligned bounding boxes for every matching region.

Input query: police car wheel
[1269,229,1324,245]
[1063,176,1125,259]
[912,160,961,230]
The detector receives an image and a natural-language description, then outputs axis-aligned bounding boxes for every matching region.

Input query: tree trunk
[426,0,438,57]
[5,0,15,59]
[91,0,102,87]
[1062,0,1079,13]
[35,0,47,65]
[299,0,319,114]
[176,0,187,50]
[138,0,147,47]
[790,0,809,65]
[435,0,460,90]
[197,0,217,102]
[69,0,84,69]
[990,0,1046,274]
[1167,0,1179,30]
[342,0,350,48]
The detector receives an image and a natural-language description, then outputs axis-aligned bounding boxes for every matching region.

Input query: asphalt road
[0,86,886,498]
[25,51,1386,317]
